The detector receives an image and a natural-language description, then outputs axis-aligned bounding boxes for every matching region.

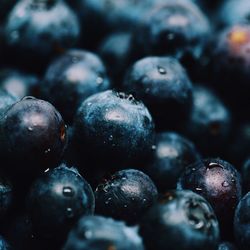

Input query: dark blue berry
[72,90,155,169]
[42,49,111,124]
[234,192,250,250]
[95,169,158,225]
[177,158,242,238]
[145,132,200,192]
[63,215,144,250]
[27,164,95,243]
[140,190,220,250]
[123,56,193,131]
[0,96,67,176]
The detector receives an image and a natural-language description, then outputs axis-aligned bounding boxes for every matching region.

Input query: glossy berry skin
[63,215,144,250]
[72,90,155,169]
[234,192,250,250]
[42,49,110,124]
[185,85,231,156]
[27,164,95,242]
[145,132,200,192]
[217,242,238,250]
[0,97,67,176]
[140,190,220,250]
[177,158,242,238]
[0,69,39,99]
[123,56,193,131]
[133,1,210,61]
[99,32,132,85]
[95,169,158,225]
[4,0,80,70]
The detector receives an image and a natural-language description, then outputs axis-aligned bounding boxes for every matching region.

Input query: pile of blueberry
[1,0,250,249]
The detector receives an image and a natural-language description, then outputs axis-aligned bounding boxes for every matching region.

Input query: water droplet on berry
[28,126,33,131]
[222,181,229,187]
[66,208,74,218]
[63,187,75,197]
[96,77,103,85]
[157,66,167,75]
[44,148,51,154]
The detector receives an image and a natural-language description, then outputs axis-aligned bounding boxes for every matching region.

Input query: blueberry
[123,56,193,131]
[185,85,231,156]
[0,96,67,176]
[0,69,39,99]
[4,0,80,71]
[42,49,110,124]
[177,158,242,238]
[211,24,250,110]
[145,132,200,192]
[133,1,210,62]
[218,242,238,250]
[139,190,220,250]
[72,90,155,169]
[63,215,144,250]
[95,169,158,225]
[74,0,157,48]
[234,192,250,250]
[27,164,94,243]
[99,32,132,85]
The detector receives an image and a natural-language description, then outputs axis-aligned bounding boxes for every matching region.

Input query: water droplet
[44,168,50,173]
[108,135,113,141]
[87,102,92,106]
[63,187,75,197]
[195,187,203,192]
[192,168,196,171]
[121,177,126,180]
[222,181,229,187]
[96,76,103,84]
[105,197,112,205]
[207,162,224,170]
[66,208,74,218]
[157,66,167,75]
[143,198,147,203]
[44,148,51,154]
[152,145,156,150]
[190,218,205,229]
[231,178,235,183]
[124,204,128,208]
[28,126,33,131]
